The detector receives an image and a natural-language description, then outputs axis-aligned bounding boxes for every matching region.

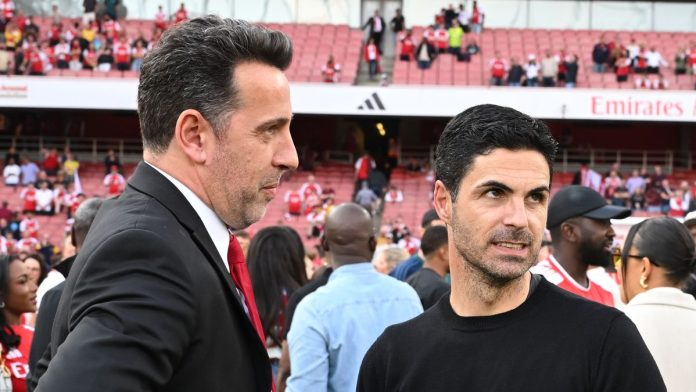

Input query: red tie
[227,234,266,344]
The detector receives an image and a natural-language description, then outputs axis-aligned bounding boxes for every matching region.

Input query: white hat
[684,211,696,227]
[528,54,536,61]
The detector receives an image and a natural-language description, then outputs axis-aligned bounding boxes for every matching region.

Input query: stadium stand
[393,27,696,89]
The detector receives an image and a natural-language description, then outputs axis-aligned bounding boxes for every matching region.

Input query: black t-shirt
[285,267,333,333]
[507,65,524,83]
[406,268,449,310]
[358,276,666,392]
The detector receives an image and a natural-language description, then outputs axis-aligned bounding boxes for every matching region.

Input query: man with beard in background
[357,105,664,391]
[533,185,630,307]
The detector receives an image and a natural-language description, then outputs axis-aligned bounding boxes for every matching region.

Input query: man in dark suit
[28,197,103,391]
[34,16,298,392]
[363,9,386,52]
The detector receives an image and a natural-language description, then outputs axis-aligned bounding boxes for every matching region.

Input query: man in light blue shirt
[287,203,422,392]
[20,156,40,185]
[625,169,646,196]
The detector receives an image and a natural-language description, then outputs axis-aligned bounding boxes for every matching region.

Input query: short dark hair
[622,217,696,286]
[420,225,448,256]
[138,16,293,154]
[421,208,441,229]
[72,198,103,249]
[435,104,558,201]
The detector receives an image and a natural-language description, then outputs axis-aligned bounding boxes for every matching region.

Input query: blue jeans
[593,63,605,73]
[565,82,575,88]
[472,23,482,34]
[368,60,377,78]
[508,82,521,87]
[418,60,431,70]
[527,77,539,87]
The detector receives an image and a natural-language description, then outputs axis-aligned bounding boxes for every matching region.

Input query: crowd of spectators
[591,34,696,89]
[573,162,696,217]
[0,1,190,76]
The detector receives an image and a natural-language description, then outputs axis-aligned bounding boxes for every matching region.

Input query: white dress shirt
[146,162,230,272]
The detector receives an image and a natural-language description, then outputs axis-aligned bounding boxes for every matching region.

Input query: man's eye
[528,193,546,203]
[485,189,503,198]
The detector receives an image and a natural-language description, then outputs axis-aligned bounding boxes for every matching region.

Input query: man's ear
[560,221,578,243]
[174,109,213,164]
[433,180,452,226]
[368,236,377,253]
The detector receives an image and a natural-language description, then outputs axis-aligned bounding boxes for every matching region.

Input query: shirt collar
[145,161,230,271]
[329,262,375,282]
[629,287,696,310]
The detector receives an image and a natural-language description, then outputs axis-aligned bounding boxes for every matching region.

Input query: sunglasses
[611,249,657,269]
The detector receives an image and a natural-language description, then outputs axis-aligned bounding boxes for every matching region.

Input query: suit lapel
[127,162,266,351]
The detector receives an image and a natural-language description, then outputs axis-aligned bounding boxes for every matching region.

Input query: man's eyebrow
[475,180,513,193]
[474,181,550,195]
[528,185,551,195]
[253,115,293,132]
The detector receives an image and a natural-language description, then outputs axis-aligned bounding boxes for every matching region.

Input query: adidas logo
[357,92,386,111]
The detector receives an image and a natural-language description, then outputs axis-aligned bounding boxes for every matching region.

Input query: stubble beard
[210,148,267,229]
[451,209,539,289]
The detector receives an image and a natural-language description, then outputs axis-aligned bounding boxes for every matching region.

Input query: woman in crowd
[0,254,37,392]
[22,253,47,287]
[620,217,696,392]
[247,226,308,378]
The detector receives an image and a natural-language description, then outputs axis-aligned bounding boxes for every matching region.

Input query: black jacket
[34,162,271,392]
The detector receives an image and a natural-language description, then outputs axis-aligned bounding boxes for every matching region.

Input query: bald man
[286,203,422,392]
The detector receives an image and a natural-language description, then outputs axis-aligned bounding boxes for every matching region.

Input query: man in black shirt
[389,9,405,35]
[358,104,665,392]
[407,225,449,309]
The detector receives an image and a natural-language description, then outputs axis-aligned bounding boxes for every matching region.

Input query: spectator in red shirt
[0,0,16,25]
[364,38,380,81]
[299,175,322,200]
[354,152,375,196]
[687,41,696,75]
[20,184,37,213]
[615,53,631,83]
[399,30,415,62]
[154,5,167,30]
[321,55,341,83]
[433,23,448,54]
[173,3,188,24]
[489,51,507,86]
[100,14,121,42]
[103,164,125,197]
[47,22,61,47]
[114,35,131,71]
[284,189,303,217]
[470,1,484,34]
[41,148,59,177]
[0,254,37,392]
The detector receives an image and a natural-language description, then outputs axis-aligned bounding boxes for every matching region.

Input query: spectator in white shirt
[524,54,540,87]
[3,157,20,189]
[645,47,668,74]
[384,185,404,203]
[35,181,54,215]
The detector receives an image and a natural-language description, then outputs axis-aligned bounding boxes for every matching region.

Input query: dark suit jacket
[363,16,386,35]
[34,162,271,392]
[28,281,65,391]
